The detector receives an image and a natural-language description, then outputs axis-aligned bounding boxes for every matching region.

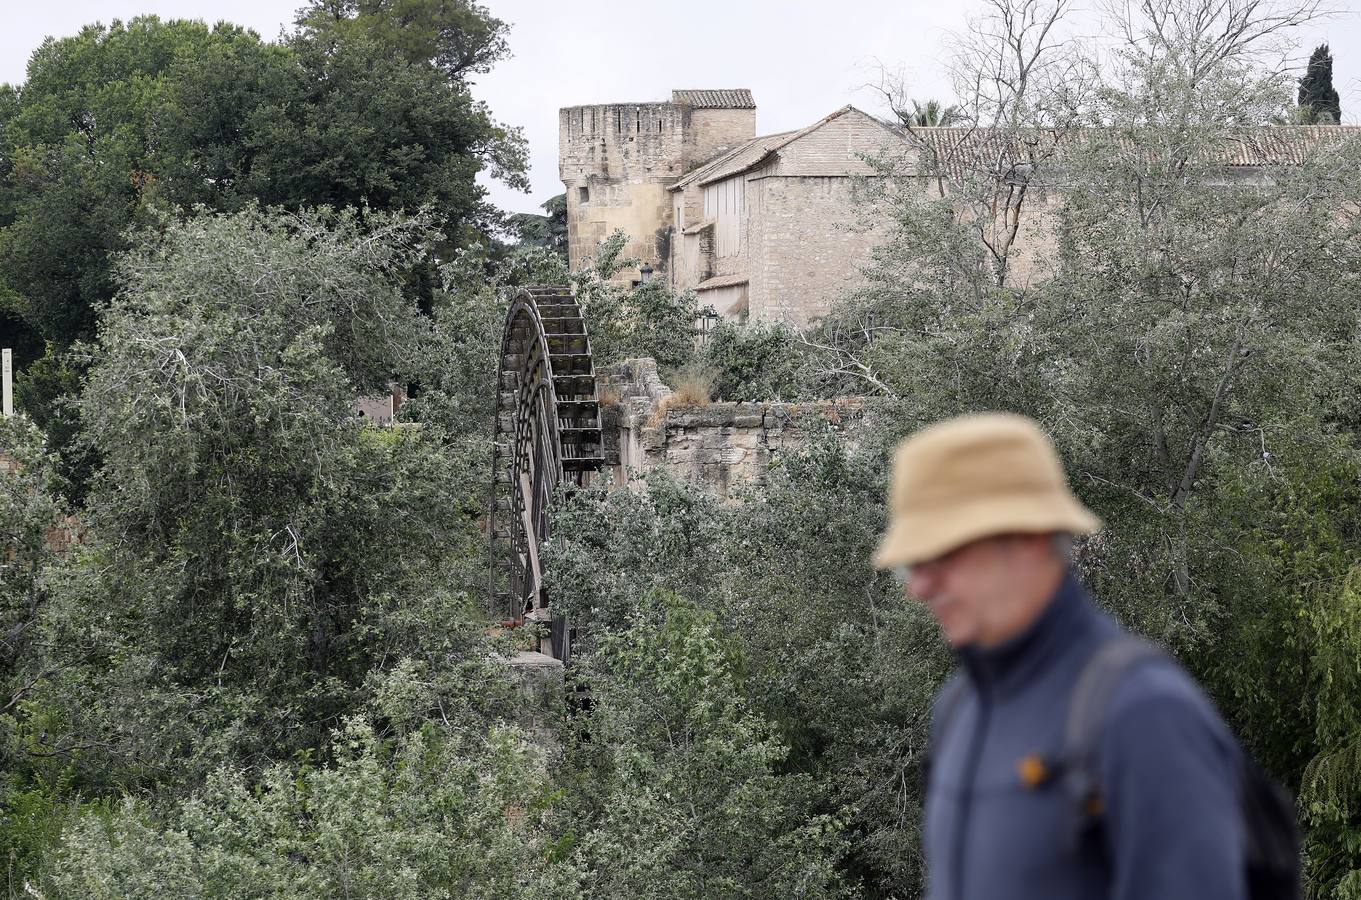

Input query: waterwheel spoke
[487,286,604,662]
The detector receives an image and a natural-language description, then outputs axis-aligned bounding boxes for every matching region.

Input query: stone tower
[559,89,756,279]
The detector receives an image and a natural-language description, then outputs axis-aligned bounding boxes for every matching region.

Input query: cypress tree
[1298,44,1342,124]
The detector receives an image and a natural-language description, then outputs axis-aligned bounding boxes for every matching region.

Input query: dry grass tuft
[597,385,621,408]
[646,366,714,427]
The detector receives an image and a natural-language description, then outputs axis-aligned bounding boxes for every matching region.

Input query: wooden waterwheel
[489,286,604,662]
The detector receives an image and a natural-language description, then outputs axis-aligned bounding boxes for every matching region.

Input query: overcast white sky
[3,0,1359,217]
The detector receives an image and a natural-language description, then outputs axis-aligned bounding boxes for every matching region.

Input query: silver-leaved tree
[825,0,1361,894]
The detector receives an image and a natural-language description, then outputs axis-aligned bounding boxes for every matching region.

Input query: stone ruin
[596,358,865,497]
[500,357,869,728]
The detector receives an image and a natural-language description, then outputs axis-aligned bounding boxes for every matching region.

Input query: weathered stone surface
[596,358,865,498]
[502,649,564,757]
[560,93,755,280]
[571,99,904,326]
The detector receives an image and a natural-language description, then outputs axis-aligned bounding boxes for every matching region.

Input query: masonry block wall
[559,93,755,280]
[1000,189,1063,289]
[560,103,685,276]
[875,176,1064,298]
[746,111,897,323]
[597,359,864,497]
[686,108,756,170]
[747,176,884,324]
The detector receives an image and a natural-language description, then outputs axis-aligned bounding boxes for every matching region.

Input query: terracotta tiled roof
[671,106,903,190]
[907,125,1361,180]
[1212,125,1361,164]
[672,89,755,109]
[696,273,749,290]
[669,131,797,192]
[669,111,1356,192]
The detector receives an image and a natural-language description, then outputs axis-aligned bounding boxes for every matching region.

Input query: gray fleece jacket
[923,572,1246,900]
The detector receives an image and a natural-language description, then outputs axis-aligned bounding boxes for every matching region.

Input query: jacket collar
[958,570,1097,698]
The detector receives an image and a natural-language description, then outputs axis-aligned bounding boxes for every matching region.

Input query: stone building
[561,89,1360,328]
[667,105,902,324]
[559,90,757,283]
[560,90,905,326]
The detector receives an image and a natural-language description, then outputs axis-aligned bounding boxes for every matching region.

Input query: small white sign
[1,349,11,417]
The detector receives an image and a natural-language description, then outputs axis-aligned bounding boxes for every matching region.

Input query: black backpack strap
[1064,637,1304,899]
[1062,637,1164,817]
[1240,754,1303,898]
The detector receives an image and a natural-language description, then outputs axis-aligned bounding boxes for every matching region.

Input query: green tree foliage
[545,441,951,897]
[41,710,579,898]
[3,209,494,804]
[0,417,65,668]
[0,306,43,372]
[0,416,68,766]
[836,0,1361,617]
[10,347,94,503]
[294,0,512,80]
[700,320,806,401]
[1299,565,1361,898]
[720,442,950,893]
[563,590,847,899]
[504,193,568,260]
[401,240,568,443]
[0,4,526,420]
[1041,39,1361,621]
[0,419,90,886]
[823,0,1361,892]
[5,1,1360,896]
[0,18,263,344]
[898,99,963,128]
[1298,44,1342,125]
[267,0,527,236]
[1204,439,1361,898]
[0,207,594,895]
[574,231,699,372]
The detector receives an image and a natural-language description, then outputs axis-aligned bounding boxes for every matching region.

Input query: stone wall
[929,181,1063,292]
[743,110,899,325]
[666,107,901,327]
[762,109,896,178]
[747,174,886,324]
[742,174,1056,324]
[597,359,864,497]
[559,96,756,279]
[560,102,689,276]
[685,107,757,172]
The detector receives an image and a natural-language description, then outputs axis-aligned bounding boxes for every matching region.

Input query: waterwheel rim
[489,286,603,661]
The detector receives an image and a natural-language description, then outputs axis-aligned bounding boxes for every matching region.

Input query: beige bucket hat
[873,413,1101,569]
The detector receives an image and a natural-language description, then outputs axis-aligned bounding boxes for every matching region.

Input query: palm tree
[901,99,963,128]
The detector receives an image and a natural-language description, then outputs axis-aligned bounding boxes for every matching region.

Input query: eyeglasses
[890,542,977,586]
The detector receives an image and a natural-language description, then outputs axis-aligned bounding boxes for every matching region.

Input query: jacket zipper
[951,681,991,900]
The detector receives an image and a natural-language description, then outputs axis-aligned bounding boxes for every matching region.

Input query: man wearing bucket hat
[876,414,1264,900]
